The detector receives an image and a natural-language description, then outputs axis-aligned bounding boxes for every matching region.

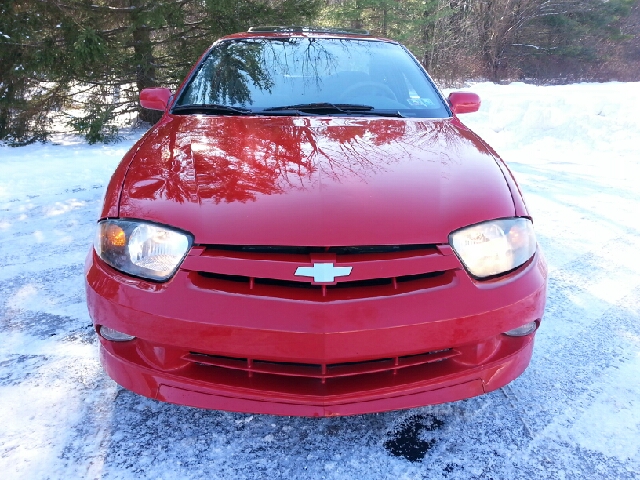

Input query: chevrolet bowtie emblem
[295,263,353,283]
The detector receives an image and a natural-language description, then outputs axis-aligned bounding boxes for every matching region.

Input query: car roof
[219,26,396,43]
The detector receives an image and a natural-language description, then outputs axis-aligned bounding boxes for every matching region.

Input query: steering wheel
[338,82,397,102]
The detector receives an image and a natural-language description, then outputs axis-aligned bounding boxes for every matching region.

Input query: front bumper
[86,248,547,416]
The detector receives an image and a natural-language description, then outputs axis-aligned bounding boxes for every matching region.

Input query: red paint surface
[139,88,172,111]
[116,116,517,246]
[449,92,481,115]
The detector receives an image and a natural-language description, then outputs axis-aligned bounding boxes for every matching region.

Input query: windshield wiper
[172,102,404,118]
[172,104,253,115]
[260,103,404,117]
[262,103,374,114]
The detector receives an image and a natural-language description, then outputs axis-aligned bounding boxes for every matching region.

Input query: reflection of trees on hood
[190,119,475,205]
[123,128,199,205]
[193,118,410,204]
[123,117,482,206]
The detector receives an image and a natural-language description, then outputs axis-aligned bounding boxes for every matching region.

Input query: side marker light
[99,325,136,342]
[504,321,537,337]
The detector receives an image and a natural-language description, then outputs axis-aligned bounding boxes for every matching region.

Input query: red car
[85,27,547,417]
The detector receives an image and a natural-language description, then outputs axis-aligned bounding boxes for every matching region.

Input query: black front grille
[184,243,460,299]
[198,271,447,290]
[199,244,438,256]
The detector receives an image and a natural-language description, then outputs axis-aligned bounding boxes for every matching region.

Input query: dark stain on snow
[383,414,444,462]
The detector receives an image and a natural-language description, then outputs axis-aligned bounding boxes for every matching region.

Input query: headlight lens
[449,217,536,279]
[94,219,192,281]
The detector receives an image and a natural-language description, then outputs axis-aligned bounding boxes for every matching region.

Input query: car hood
[118,115,516,245]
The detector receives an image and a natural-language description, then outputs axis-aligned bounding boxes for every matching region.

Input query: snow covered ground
[1,82,639,479]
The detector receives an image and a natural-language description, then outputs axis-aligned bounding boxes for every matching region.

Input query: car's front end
[85,28,547,416]
[87,243,545,416]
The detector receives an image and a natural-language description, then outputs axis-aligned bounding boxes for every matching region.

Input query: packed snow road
[1,82,639,480]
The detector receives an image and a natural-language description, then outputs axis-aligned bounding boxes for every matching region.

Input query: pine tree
[1,0,322,144]
[1,0,637,145]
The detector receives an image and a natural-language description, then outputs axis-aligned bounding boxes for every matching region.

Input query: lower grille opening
[184,349,459,380]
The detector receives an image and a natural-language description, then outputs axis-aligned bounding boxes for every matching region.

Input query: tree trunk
[130,0,161,123]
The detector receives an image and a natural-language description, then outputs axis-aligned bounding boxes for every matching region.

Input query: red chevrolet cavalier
[85,27,547,416]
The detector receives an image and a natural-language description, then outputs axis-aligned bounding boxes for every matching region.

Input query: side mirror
[140,88,173,111]
[448,92,481,115]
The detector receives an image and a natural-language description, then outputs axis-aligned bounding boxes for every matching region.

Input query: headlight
[94,219,192,281]
[449,217,536,279]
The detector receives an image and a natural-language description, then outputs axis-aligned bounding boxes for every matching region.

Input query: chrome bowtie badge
[295,263,352,283]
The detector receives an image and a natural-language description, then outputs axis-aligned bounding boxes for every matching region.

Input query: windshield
[174,37,450,118]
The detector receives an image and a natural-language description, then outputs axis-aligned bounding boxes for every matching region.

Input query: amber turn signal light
[105,224,126,247]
